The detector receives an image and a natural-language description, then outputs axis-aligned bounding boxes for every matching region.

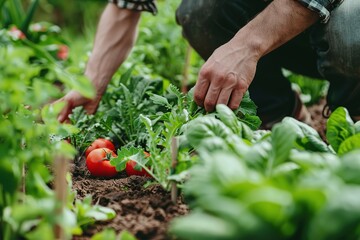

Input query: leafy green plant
[0,19,116,239]
[326,107,360,155]
[91,229,136,240]
[68,69,166,154]
[170,105,360,240]
[109,85,260,189]
[72,196,116,234]
[284,69,328,106]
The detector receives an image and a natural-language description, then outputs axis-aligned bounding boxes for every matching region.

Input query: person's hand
[56,90,102,123]
[194,41,260,112]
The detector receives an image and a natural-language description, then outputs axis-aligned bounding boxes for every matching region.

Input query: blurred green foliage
[34,0,105,33]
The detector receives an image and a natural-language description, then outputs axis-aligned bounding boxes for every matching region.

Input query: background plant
[0,16,115,239]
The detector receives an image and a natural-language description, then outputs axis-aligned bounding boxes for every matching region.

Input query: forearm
[230,0,319,59]
[85,4,141,95]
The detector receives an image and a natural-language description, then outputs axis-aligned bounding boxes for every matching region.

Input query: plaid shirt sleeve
[297,0,344,23]
[108,0,157,15]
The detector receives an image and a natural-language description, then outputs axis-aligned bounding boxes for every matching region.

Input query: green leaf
[338,150,360,184]
[185,116,233,148]
[283,117,330,153]
[237,91,258,116]
[110,147,143,171]
[6,198,55,225]
[85,205,116,221]
[240,114,262,131]
[195,136,230,155]
[272,162,300,177]
[308,186,360,240]
[24,222,55,240]
[54,67,95,99]
[21,0,39,34]
[337,133,360,156]
[170,212,238,240]
[216,104,240,132]
[326,107,355,152]
[270,121,297,167]
[290,150,340,171]
[355,121,360,134]
[149,94,172,109]
[91,229,117,240]
[119,230,137,240]
[0,159,20,194]
[41,101,65,124]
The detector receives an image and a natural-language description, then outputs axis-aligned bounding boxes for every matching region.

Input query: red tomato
[57,44,69,60]
[86,148,117,177]
[85,138,115,157]
[9,26,26,40]
[125,152,151,177]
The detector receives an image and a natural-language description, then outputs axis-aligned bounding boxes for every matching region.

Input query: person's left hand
[193,41,260,112]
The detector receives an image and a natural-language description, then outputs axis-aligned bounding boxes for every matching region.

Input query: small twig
[171,137,179,204]
[54,156,69,240]
[181,44,192,93]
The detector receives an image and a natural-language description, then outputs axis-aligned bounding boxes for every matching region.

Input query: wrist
[84,64,110,97]
[229,31,264,61]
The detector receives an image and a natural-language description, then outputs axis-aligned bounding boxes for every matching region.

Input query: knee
[175,0,215,29]
[176,0,257,59]
[175,0,222,59]
[316,0,360,78]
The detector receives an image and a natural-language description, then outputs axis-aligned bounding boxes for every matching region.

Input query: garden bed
[71,98,328,240]
[71,158,188,240]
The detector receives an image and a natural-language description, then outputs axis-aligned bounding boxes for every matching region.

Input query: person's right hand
[56,90,102,123]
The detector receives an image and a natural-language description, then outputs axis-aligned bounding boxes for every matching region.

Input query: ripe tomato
[9,26,26,40]
[85,138,115,157]
[57,44,69,60]
[125,152,151,177]
[86,148,118,177]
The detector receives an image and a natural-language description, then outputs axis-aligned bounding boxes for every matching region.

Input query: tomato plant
[86,148,118,177]
[85,138,116,157]
[125,152,151,177]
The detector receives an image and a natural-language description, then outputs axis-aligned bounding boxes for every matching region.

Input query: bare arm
[58,4,141,122]
[194,0,319,112]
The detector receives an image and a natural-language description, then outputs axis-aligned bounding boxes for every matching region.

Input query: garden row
[2,1,360,239]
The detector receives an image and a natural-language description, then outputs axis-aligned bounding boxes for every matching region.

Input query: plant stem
[171,137,178,203]
[102,121,126,146]
[53,156,68,239]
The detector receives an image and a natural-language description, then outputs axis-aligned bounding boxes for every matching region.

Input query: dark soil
[307,97,328,141]
[71,158,188,240]
[71,98,327,240]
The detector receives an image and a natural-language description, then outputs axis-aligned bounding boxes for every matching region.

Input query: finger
[64,118,71,124]
[84,103,98,115]
[204,84,221,112]
[217,87,232,106]
[57,100,72,123]
[228,89,244,110]
[194,78,210,107]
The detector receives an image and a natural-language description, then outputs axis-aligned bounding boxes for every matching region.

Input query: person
[57,0,360,129]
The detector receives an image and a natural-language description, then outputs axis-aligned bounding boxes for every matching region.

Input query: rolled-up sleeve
[297,0,344,23]
[108,0,157,15]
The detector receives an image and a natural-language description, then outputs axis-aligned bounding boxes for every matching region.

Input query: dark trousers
[176,0,360,118]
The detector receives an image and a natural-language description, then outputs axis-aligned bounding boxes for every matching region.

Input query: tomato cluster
[85,138,151,178]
